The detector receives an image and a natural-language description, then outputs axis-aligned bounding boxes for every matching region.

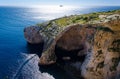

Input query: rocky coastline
[24,10,120,79]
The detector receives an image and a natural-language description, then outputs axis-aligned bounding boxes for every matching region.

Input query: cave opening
[55,44,86,63]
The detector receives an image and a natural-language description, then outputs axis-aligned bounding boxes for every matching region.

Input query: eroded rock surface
[24,12,120,79]
[24,26,43,44]
[39,21,120,79]
[81,20,120,79]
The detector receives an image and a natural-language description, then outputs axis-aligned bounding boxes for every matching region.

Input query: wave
[12,53,55,79]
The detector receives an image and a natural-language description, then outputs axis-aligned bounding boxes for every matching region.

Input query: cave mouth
[54,44,86,79]
[55,45,86,63]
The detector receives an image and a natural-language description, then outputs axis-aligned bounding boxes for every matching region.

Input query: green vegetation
[54,12,100,26]
[36,10,120,32]
[35,9,120,41]
[55,17,70,27]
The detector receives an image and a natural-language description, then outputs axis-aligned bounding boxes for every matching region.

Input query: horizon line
[0,4,120,8]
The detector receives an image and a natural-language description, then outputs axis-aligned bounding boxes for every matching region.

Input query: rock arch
[39,24,96,65]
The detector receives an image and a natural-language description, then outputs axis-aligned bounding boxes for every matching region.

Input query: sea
[0,6,120,79]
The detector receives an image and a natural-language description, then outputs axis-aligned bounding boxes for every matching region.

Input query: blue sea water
[0,6,120,79]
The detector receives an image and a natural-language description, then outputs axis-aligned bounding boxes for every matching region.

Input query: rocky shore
[24,10,120,79]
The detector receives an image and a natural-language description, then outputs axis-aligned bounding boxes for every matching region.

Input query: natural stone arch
[39,24,96,65]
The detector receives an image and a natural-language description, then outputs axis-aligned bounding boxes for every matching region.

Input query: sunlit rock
[24,10,120,79]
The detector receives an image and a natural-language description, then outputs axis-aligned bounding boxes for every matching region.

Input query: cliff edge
[24,10,120,79]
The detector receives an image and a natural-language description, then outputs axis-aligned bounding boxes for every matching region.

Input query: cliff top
[35,9,120,39]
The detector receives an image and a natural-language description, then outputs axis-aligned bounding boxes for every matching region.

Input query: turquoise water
[0,6,120,79]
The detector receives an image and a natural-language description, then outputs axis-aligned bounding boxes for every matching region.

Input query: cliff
[24,10,120,79]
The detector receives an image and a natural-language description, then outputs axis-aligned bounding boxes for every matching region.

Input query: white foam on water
[13,53,55,79]
[41,73,55,79]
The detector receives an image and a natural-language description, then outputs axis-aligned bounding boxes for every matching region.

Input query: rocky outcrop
[24,26,43,44]
[81,20,120,79]
[39,24,90,65]
[24,10,120,79]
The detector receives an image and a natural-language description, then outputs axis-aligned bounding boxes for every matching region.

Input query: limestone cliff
[24,10,120,79]
[81,20,120,79]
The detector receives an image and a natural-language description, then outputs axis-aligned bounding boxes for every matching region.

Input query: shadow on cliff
[26,42,44,57]
[55,45,86,63]
[38,44,86,79]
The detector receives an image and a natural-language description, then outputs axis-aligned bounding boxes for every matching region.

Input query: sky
[0,0,120,7]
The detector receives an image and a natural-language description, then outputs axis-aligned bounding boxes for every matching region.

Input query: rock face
[38,21,119,79]
[81,20,120,79]
[24,11,120,79]
[56,25,86,51]
[24,26,43,44]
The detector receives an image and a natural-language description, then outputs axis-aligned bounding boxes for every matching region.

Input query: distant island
[24,10,120,79]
